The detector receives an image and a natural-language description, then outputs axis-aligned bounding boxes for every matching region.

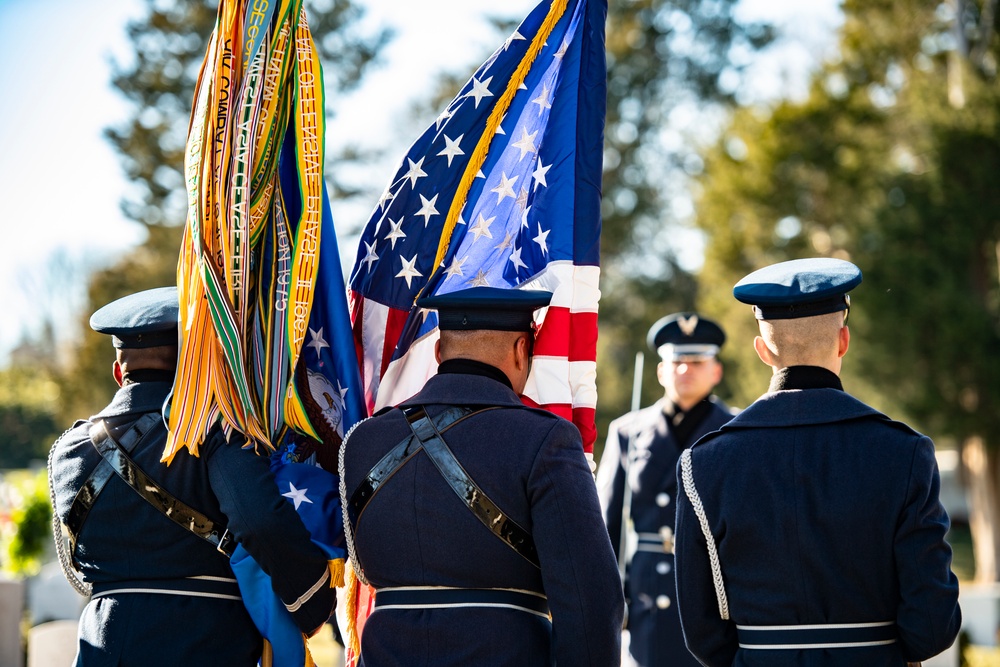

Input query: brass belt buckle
[659,526,674,554]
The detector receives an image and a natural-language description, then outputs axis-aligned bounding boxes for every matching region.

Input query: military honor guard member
[673,258,961,666]
[596,312,734,667]
[339,286,624,667]
[48,287,335,666]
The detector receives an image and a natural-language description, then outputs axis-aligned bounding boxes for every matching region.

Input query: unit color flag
[167,1,365,665]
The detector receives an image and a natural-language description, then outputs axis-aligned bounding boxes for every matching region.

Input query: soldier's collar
[437,358,513,391]
[769,366,843,392]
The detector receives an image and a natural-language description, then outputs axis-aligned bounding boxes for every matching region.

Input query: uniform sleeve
[894,435,962,660]
[205,435,336,635]
[528,418,625,666]
[594,418,626,560]
[674,451,737,667]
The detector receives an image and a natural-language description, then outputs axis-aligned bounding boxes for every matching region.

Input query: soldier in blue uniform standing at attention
[339,286,624,667]
[674,258,961,666]
[48,287,336,666]
[596,312,734,666]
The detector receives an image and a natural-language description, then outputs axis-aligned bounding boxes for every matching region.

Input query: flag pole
[617,350,644,624]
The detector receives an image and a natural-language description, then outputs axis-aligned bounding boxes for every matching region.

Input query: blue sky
[0,0,840,360]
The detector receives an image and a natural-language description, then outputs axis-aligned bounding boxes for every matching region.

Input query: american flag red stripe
[533,308,599,361]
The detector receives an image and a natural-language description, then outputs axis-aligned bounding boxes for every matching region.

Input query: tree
[596,0,774,434]
[694,0,1000,579]
[58,0,391,423]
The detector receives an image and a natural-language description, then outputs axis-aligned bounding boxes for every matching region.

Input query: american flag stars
[437,134,465,166]
[350,10,576,305]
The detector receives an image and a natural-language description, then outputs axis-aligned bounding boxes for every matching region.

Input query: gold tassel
[329,558,345,588]
[345,564,362,659]
[304,633,317,667]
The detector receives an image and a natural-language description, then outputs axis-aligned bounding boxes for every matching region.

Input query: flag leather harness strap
[348,404,541,569]
[65,414,236,559]
[736,622,897,649]
[373,586,549,619]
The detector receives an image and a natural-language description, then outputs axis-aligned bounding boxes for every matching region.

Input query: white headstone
[27,620,78,667]
[0,577,25,667]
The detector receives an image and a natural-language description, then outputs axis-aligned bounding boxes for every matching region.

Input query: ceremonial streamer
[166,2,370,664]
[166,0,339,460]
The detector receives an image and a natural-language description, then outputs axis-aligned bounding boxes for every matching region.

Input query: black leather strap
[89,419,235,557]
[64,413,161,556]
[402,405,540,569]
[348,406,475,526]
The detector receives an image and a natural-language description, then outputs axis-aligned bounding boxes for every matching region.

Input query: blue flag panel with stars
[350,0,603,327]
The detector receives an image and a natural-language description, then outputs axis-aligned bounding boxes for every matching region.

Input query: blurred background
[0,0,998,664]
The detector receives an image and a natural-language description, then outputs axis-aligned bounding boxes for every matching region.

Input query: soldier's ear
[753,336,775,367]
[838,325,850,358]
[510,333,533,372]
[112,360,124,387]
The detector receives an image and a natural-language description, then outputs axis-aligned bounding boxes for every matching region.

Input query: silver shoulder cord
[339,416,372,586]
[679,448,729,620]
[47,435,92,597]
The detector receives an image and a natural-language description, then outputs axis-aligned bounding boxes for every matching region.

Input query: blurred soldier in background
[674,258,961,666]
[48,287,335,666]
[597,312,734,666]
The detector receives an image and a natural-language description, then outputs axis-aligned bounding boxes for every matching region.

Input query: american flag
[348,0,607,456]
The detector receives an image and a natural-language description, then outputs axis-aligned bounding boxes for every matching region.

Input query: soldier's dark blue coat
[596,397,733,667]
[674,369,961,666]
[341,366,625,667]
[49,379,335,666]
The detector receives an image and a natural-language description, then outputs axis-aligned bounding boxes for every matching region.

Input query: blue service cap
[647,312,725,361]
[416,286,552,332]
[733,258,862,320]
[89,286,179,349]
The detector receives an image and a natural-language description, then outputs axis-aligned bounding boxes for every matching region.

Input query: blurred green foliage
[0,366,63,469]
[594,0,775,441]
[1,470,51,577]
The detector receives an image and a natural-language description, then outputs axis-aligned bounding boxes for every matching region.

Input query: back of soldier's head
[90,286,180,372]
[733,258,861,370]
[758,311,845,367]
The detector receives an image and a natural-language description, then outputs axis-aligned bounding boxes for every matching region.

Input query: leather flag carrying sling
[67,415,235,557]
[64,413,161,558]
[349,405,540,569]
